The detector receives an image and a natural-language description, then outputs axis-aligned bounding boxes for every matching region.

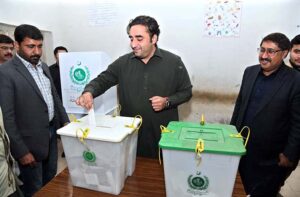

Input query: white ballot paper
[88,107,96,127]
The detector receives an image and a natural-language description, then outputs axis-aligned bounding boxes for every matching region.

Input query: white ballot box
[57,115,141,195]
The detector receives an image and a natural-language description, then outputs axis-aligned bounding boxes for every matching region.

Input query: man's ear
[283,50,289,59]
[151,34,158,45]
[14,41,19,51]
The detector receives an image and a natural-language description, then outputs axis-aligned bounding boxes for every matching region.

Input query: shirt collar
[16,53,42,69]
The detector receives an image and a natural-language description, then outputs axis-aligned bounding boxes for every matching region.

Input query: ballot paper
[88,107,96,127]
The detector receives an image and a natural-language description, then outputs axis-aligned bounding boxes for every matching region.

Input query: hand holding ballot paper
[76,92,97,127]
[76,92,94,110]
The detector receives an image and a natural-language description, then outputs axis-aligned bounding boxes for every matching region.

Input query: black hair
[0,34,14,44]
[291,34,300,47]
[54,46,68,55]
[14,24,43,43]
[127,15,160,40]
[260,32,290,51]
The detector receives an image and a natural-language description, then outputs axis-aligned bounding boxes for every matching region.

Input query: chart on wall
[204,0,242,37]
[60,51,117,114]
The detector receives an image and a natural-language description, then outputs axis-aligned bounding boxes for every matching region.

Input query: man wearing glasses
[231,32,300,196]
[0,34,14,65]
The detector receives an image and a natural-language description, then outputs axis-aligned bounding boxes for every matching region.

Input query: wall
[0,0,299,94]
[0,22,54,63]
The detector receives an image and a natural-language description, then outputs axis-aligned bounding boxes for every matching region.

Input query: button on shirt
[16,54,54,121]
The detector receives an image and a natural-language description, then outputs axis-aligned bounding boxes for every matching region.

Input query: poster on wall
[204,0,242,37]
[59,51,117,114]
[88,0,119,27]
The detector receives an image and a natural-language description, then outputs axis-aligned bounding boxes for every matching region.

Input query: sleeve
[83,57,121,98]
[283,75,300,162]
[52,83,69,126]
[167,57,192,107]
[0,69,29,159]
[230,69,247,126]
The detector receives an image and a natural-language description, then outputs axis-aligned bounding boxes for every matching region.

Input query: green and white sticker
[187,171,209,195]
[69,61,90,85]
[83,150,96,162]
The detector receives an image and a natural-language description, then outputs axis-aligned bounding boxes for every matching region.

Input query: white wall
[1,0,299,93]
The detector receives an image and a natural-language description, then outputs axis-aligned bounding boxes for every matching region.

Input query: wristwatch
[165,97,170,108]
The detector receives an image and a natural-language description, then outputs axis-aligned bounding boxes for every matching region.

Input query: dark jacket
[49,63,62,100]
[0,56,69,161]
[231,64,300,163]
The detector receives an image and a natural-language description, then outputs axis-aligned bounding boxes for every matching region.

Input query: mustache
[30,55,41,59]
[29,55,41,65]
[260,58,271,62]
[4,53,13,57]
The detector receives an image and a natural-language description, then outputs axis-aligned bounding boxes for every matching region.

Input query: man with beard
[0,24,69,197]
[230,32,300,196]
[286,34,300,71]
[76,15,192,158]
[0,34,14,65]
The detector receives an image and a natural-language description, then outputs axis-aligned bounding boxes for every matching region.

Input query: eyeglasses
[257,47,282,57]
[0,46,14,51]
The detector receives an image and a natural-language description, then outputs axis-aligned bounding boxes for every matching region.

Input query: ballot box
[159,121,246,197]
[57,115,141,195]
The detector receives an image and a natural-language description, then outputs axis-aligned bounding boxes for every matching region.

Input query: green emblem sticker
[74,68,86,81]
[70,61,90,85]
[83,150,96,162]
[187,171,209,195]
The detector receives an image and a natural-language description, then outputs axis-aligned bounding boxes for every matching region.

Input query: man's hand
[149,96,168,112]
[278,153,294,168]
[19,153,36,167]
[75,92,94,110]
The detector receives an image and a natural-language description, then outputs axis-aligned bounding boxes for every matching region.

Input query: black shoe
[61,152,65,158]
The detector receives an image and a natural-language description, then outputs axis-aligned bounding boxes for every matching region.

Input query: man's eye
[268,50,275,54]
[294,49,300,54]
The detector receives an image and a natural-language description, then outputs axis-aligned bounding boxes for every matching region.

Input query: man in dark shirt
[76,15,192,158]
[286,35,300,71]
[49,46,68,100]
[49,46,68,158]
[230,33,300,196]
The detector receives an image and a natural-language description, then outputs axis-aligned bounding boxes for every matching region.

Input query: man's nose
[33,47,41,54]
[131,40,138,48]
[260,51,269,58]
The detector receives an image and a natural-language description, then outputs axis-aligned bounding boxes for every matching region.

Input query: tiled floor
[56,139,300,196]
